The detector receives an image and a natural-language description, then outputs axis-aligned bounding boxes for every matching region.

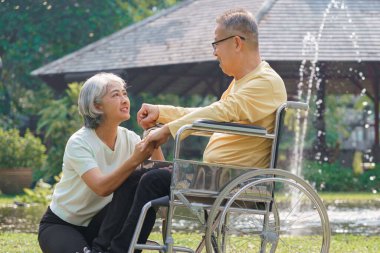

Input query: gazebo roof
[32,0,380,77]
[31,0,379,98]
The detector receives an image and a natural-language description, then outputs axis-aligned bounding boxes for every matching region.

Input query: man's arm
[157,105,199,124]
[143,77,286,147]
[165,79,286,139]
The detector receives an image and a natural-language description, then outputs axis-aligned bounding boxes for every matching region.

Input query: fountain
[290,0,364,179]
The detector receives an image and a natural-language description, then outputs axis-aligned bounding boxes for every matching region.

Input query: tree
[0,0,180,130]
[0,0,181,179]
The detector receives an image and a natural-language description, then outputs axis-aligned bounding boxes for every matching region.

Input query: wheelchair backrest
[269,101,309,169]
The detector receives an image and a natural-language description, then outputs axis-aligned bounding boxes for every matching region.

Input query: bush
[356,163,380,193]
[303,160,380,192]
[0,128,46,171]
[37,83,82,179]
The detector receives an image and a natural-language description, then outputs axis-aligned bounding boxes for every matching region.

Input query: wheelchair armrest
[192,119,267,135]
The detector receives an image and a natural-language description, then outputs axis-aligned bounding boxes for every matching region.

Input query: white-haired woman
[38,73,163,253]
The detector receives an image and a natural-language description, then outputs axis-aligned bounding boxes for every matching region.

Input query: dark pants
[96,167,171,253]
[38,167,171,253]
[38,205,108,253]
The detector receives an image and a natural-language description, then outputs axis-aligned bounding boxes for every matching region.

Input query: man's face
[213,24,235,76]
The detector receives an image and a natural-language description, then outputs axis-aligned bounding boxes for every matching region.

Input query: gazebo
[32,0,380,153]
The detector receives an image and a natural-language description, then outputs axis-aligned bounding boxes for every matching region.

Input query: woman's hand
[131,139,155,163]
[143,125,171,149]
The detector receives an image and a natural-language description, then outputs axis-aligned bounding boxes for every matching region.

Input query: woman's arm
[81,140,154,197]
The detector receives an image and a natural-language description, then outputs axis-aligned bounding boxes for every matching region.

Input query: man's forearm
[157,105,199,124]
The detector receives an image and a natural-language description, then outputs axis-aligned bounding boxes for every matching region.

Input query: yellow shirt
[157,61,287,168]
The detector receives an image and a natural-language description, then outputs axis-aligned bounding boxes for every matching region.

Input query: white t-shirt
[50,126,141,226]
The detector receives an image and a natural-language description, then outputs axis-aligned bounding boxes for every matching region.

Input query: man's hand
[144,125,171,149]
[137,103,159,129]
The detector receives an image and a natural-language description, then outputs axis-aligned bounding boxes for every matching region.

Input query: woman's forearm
[82,158,140,197]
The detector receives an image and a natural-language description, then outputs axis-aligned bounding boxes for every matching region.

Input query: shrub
[303,160,380,192]
[37,83,82,179]
[356,163,380,193]
[0,128,46,171]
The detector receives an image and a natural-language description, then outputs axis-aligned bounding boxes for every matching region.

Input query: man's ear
[234,36,243,51]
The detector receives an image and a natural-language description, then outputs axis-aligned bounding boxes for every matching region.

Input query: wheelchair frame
[129,101,331,253]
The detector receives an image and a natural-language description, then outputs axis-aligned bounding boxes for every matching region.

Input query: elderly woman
[38,73,163,253]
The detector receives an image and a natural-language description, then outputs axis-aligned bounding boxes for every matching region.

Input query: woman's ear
[94,103,103,112]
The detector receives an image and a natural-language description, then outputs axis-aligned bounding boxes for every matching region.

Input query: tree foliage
[37,83,82,178]
[0,0,181,178]
[0,0,180,129]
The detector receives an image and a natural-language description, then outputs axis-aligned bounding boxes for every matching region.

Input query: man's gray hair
[78,72,126,129]
[216,9,258,46]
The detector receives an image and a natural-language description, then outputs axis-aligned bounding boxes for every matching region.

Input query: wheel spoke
[205,171,330,253]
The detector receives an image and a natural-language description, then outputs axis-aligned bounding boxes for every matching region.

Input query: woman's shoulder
[66,127,94,146]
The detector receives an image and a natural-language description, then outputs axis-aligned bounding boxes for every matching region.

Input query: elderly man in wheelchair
[94,8,330,253]
[132,101,330,253]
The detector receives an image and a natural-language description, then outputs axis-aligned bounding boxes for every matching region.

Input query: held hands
[132,139,155,163]
[143,125,171,149]
[137,103,159,129]
[137,103,170,150]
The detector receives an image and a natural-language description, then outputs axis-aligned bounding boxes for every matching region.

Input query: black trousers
[38,167,171,253]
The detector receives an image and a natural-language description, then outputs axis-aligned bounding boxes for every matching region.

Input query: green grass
[319,192,380,203]
[1,192,377,205]
[0,233,41,253]
[0,233,379,253]
[1,192,379,252]
[0,195,17,206]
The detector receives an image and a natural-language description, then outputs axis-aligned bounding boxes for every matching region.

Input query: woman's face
[96,81,131,124]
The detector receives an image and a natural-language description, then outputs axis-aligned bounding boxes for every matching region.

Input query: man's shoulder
[255,62,284,85]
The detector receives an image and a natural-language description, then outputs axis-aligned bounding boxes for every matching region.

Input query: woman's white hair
[78,72,126,128]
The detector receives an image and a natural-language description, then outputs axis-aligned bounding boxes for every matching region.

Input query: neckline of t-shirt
[90,127,120,153]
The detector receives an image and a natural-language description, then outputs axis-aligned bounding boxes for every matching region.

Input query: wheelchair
[129,101,331,253]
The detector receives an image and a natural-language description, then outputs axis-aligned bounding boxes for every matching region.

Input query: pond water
[0,204,45,233]
[327,205,380,236]
[1,201,379,236]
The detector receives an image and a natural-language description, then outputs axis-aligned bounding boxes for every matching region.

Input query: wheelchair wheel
[205,169,330,253]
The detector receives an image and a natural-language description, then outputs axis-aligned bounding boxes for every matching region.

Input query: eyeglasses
[211,35,246,50]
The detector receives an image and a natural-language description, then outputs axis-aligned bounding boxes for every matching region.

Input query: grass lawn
[0,194,17,206]
[1,192,379,206]
[1,192,379,252]
[0,232,379,253]
[319,192,380,203]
